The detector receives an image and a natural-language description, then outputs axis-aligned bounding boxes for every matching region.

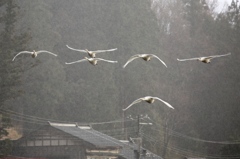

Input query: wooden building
[11,122,162,159]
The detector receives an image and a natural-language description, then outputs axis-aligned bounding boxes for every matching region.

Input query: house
[11,122,162,159]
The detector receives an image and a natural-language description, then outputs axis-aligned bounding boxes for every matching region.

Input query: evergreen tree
[0,0,31,108]
[0,114,12,157]
[0,0,31,156]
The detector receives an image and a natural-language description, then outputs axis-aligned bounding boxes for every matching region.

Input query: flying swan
[12,50,57,61]
[66,45,117,58]
[123,54,167,68]
[65,57,118,65]
[177,53,231,63]
[122,96,174,111]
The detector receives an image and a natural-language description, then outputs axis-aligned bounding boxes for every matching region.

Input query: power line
[0,108,135,126]
[3,109,240,158]
[2,108,240,145]
[0,108,64,123]
[145,119,240,145]
[142,133,240,159]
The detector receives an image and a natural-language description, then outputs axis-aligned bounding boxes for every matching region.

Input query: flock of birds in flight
[12,45,231,112]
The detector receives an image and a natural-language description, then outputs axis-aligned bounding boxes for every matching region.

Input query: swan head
[85,49,91,54]
[85,49,95,57]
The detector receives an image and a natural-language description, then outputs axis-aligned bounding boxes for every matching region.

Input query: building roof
[50,122,122,148]
[49,122,162,159]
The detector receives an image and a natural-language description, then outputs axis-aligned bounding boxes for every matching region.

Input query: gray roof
[49,122,162,159]
[51,123,122,148]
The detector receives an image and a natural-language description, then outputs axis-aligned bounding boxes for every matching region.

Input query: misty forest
[1,0,240,158]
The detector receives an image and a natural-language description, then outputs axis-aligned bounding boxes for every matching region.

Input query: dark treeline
[0,0,240,158]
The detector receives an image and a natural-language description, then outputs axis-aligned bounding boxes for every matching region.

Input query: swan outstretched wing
[12,51,33,61]
[177,57,201,61]
[150,54,167,67]
[94,48,118,53]
[153,97,174,109]
[66,45,87,53]
[123,98,143,111]
[177,53,231,61]
[37,50,58,56]
[123,55,141,68]
[208,53,231,59]
[65,59,87,65]
[95,58,118,63]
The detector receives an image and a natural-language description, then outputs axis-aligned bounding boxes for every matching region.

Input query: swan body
[123,54,167,68]
[177,53,231,63]
[12,50,57,61]
[66,45,117,58]
[122,96,174,111]
[65,57,118,65]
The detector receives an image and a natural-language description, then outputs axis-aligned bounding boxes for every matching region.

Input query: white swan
[66,45,117,58]
[123,54,167,68]
[177,53,231,63]
[12,50,57,61]
[122,96,174,111]
[65,57,118,65]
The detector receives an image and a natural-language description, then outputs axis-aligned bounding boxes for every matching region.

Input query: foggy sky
[216,0,232,11]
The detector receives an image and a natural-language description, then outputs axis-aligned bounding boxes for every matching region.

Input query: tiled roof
[50,123,122,148]
[49,122,162,159]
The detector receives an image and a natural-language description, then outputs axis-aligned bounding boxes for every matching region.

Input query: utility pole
[126,114,152,159]
[137,115,142,159]
[136,115,153,159]
[122,110,127,140]
[137,115,140,159]
[122,109,124,134]
[137,115,140,137]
